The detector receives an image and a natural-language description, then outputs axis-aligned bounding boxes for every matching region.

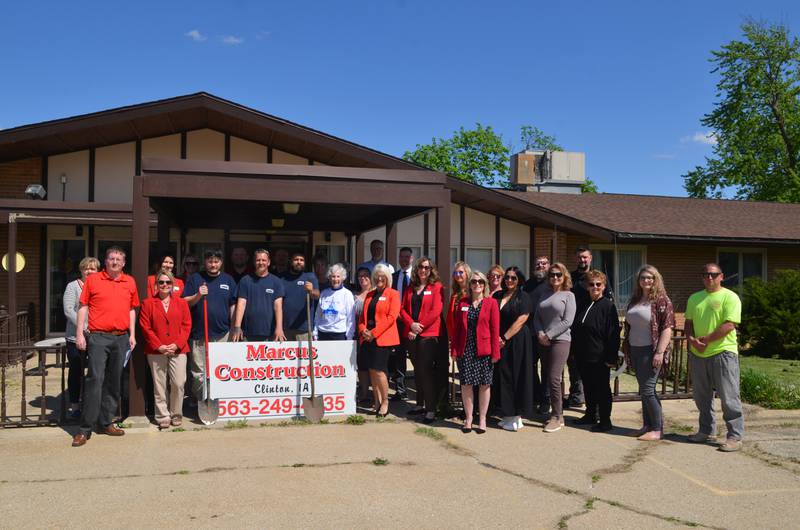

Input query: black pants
[408,337,438,411]
[80,332,127,435]
[388,339,408,396]
[532,341,549,407]
[577,360,612,423]
[318,331,348,341]
[567,350,585,402]
[66,341,84,404]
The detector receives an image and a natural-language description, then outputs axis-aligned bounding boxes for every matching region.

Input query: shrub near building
[740,269,800,360]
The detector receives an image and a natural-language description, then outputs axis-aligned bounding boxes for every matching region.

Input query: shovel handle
[306,291,316,397]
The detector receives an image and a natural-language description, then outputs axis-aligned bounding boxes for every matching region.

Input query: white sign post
[208,340,357,421]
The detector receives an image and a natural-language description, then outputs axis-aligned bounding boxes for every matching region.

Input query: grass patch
[224,419,249,429]
[669,423,693,433]
[170,427,186,433]
[414,426,444,441]
[345,415,365,425]
[740,355,800,386]
[372,457,389,466]
[116,422,132,429]
[176,470,190,475]
[292,463,305,468]
[740,368,800,409]
[591,474,600,484]
[585,497,596,509]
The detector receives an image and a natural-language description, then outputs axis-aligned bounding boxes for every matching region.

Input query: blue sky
[2,1,799,196]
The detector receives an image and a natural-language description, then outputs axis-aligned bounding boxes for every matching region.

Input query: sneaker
[515,416,524,430]
[501,420,518,432]
[544,417,562,433]
[718,438,743,452]
[688,432,717,444]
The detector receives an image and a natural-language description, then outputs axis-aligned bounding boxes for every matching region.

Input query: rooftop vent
[510,150,585,194]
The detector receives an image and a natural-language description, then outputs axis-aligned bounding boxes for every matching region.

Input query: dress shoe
[475,427,486,434]
[99,424,125,436]
[461,426,472,434]
[71,432,88,447]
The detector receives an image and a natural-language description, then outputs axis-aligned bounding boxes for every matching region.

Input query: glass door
[47,226,87,335]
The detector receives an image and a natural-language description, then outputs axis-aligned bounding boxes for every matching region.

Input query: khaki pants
[147,354,187,425]
[189,333,229,401]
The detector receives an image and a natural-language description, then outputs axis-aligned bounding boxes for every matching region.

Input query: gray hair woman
[314,263,356,341]
[63,256,100,418]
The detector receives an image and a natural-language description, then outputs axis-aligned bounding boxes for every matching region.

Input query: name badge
[379,296,386,301]
[424,291,432,295]
[266,288,274,294]
[220,284,230,290]
[461,306,469,312]
[173,286,180,291]
[297,280,305,286]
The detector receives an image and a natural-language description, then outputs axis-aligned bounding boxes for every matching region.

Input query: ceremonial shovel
[303,292,325,423]
[198,297,220,425]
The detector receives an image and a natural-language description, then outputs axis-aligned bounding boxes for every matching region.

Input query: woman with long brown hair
[446,261,473,347]
[401,257,444,424]
[624,264,675,441]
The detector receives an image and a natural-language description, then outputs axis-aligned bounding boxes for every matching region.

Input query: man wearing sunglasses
[684,263,744,452]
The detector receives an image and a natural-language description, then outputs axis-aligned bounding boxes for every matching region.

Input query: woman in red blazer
[139,271,192,429]
[401,257,444,424]
[358,264,401,418]
[451,271,500,434]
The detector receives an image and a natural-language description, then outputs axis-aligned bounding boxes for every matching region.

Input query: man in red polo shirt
[72,246,140,447]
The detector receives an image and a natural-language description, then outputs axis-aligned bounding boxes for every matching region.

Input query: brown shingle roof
[499,190,800,243]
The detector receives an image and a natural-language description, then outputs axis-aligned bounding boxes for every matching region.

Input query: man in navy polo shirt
[183,250,238,401]
[231,249,286,342]
[282,252,319,341]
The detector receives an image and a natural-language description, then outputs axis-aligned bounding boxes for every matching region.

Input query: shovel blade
[198,399,219,425]
[303,396,325,423]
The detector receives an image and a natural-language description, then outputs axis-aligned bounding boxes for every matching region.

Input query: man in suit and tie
[389,247,414,401]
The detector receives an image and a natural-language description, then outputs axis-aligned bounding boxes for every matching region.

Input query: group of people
[63,241,746,453]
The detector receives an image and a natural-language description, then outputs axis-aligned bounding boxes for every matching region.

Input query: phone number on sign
[218,396,347,417]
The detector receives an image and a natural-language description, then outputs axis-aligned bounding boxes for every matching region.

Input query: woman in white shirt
[314,263,356,340]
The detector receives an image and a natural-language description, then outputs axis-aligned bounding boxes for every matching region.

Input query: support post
[423,212,430,258]
[494,215,501,264]
[355,233,364,267]
[386,222,397,268]
[529,224,537,279]
[459,205,465,261]
[8,214,17,345]
[436,203,451,304]
[130,176,150,418]
[157,209,170,262]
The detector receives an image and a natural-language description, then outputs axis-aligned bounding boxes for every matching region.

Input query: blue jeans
[631,345,662,431]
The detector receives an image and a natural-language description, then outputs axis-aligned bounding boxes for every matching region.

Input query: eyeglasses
[504,275,518,282]
[157,280,173,285]
[588,282,604,288]
[548,272,564,278]
[639,275,654,281]
[417,265,431,270]
[701,272,722,279]
[453,270,465,276]
[488,273,502,280]
[469,279,486,286]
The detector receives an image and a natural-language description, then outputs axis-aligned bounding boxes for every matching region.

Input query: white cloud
[184,29,207,42]
[652,153,676,160]
[681,131,718,146]
[221,35,244,45]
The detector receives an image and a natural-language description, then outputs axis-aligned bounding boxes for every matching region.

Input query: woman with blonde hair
[534,262,576,433]
[451,270,500,433]
[446,261,473,346]
[624,264,675,441]
[487,264,504,296]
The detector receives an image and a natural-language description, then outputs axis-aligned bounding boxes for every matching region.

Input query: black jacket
[571,296,621,365]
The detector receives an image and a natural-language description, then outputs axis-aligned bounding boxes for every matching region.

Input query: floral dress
[457,300,493,386]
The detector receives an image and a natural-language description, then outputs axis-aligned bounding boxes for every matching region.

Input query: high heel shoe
[376,404,389,418]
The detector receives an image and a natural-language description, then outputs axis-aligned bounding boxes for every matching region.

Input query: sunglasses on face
[488,273,502,280]
[639,275,654,281]
[157,280,173,285]
[588,282,604,288]
[453,270,465,277]
[418,264,431,270]
[470,279,486,286]
[701,272,722,279]
[504,275,518,282]
[549,272,563,278]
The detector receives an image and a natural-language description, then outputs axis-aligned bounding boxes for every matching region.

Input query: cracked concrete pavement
[1,399,799,529]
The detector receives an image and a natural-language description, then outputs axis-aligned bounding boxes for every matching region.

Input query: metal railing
[612,331,692,401]
[0,310,32,346]
[0,343,67,428]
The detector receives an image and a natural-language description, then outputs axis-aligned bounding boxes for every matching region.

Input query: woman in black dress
[451,271,501,433]
[492,266,534,432]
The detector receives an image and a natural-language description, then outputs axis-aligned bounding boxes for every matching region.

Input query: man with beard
[524,255,552,415]
[568,246,613,408]
[281,253,320,341]
[228,246,253,284]
[231,249,285,342]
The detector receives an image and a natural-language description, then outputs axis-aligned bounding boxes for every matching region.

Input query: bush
[740,269,800,359]
[740,368,800,409]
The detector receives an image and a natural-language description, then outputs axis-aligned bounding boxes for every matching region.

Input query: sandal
[171,417,182,427]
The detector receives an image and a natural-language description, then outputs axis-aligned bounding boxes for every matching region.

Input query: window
[48,239,87,334]
[450,247,458,265]
[465,248,493,275]
[718,249,765,289]
[500,248,528,272]
[591,246,646,310]
[315,245,346,266]
[396,246,422,263]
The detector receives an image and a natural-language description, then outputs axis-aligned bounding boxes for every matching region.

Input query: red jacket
[400,281,443,337]
[358,288,401,347]
[138,295,192,355]
[450,296,501,362]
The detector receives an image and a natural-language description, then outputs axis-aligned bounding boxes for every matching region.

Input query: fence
[0,343,67,428]
[0,309,32,346]
[612,331,692,401]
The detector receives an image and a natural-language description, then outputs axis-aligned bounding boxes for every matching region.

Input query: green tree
[403,123,509,187]
[684,21,800,202]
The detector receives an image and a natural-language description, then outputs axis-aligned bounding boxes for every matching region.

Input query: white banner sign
[209,340,357,420]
